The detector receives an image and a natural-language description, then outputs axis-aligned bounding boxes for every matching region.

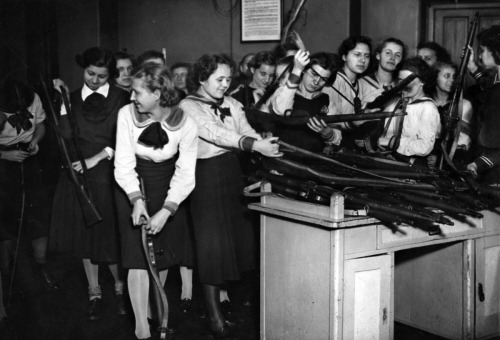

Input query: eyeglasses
[306,68,329,83]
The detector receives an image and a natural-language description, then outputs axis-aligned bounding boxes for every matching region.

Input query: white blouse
[114,103,198,212]
[179,95,260,159]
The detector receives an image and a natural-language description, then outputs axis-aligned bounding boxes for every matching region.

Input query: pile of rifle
[253,142,500,232]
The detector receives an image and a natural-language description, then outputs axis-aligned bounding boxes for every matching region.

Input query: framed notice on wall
[241,0,282,42]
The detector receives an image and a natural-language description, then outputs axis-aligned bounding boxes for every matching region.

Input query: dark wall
[117,0,351,66]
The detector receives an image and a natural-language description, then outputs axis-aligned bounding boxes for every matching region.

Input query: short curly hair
[338,36,372,58]
[417,41,451,64]
[247,51,276,70]
[192,54,235,84]
[75,47,117,78]
[131,62,180,107]
[398,57,432,85]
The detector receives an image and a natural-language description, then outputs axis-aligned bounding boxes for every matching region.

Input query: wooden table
[249,182,500,340]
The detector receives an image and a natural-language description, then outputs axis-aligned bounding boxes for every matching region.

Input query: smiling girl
[50,47,129,321]
[179,54,281,337]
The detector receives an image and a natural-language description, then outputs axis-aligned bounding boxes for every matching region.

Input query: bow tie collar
[138,122,169,149]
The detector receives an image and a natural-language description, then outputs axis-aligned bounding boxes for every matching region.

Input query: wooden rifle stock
[40,77,102,227]
[139,177,170,339]
[365,73,417,110]
[243,108,406,126]
[439,12,479,167]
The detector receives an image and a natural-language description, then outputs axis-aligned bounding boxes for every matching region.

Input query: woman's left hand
[72,156,100,173]
[27,140,39,155]
[144,209,171,235]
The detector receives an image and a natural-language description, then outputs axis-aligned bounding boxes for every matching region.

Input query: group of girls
[10,23,500,340]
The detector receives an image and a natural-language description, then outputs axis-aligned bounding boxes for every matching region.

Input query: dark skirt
[118,157,194,270]
[0,149,50,242]
[191,152,256,285]
[49,159,120,263]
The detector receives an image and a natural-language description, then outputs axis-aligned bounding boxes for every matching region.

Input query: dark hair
[478,28,500,65]
[248,51,276,70]
[137,50,165,66]
[416,41,451,64]
[0,80,35,113]
[114,51,134,63]
[75,47,117,78]
[428,61,458,97]
[132,62,180,107]
[338,36,372,58]
[192,54,235,84]
[306,52,339,72]
[239,53,255,67]
[170,62,191,73]
[398,57,432,85]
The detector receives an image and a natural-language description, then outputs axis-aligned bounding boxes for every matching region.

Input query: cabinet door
[475,235,500,339]
[343,254,393,340]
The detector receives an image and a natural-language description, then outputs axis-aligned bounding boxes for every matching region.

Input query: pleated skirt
[190,152,256,285]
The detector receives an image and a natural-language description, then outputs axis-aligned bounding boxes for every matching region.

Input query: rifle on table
[40,76,102,227]
[439,12,479,168]
[256,170,450,226]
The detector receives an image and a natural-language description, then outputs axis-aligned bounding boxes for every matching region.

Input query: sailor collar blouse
[114,103,198,212]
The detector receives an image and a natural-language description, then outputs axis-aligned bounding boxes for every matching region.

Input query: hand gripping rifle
[439,12,479,169]
[40,77,102,227]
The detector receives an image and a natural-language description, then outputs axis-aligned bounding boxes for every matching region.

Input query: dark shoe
[36,264,60,291]
[210,322,236,339]
[87,298,102,321]
[116,293,127,315]
[198,303,208,319]
[179,298,192,314]
[221,300,234,319]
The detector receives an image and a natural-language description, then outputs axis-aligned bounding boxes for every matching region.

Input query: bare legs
[128,268,168,340]
[179,266,193,300]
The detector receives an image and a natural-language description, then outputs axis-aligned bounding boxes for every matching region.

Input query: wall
[117,0,351,67]
[0,1,27,83]
[360,0,421,55]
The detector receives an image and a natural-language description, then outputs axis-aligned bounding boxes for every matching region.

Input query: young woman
[114,51,134,92]
[271,50,341,152]
[376,57,441,165]
[417,41,451,67]
[466,28,500,184]
[0,80,58,292]
[430,62,473,166]
[49,47,129,320]
[360,38,406,103]
[114,63,198,340]
[231,51,276,109]
[179,54,281,336]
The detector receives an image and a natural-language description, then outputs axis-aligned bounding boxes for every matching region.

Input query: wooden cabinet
[250,184,500,339]
[343,254,393,340]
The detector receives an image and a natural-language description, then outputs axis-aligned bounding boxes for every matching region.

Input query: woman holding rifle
[466,27,500,184]
[114,63,198,340]
[50,47,129,321]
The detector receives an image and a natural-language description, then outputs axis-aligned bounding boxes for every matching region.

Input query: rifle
[40,76,102,227]
[243,108,407,126]
[256,170,448,225]
[253,62,293,110]
[439,12,479,168]
[365,73,418,110]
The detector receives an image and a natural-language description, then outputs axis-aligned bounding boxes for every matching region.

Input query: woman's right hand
[131,199,150,226]
[466,46,479,74]
[252,136,283,157]
[292,50,310,75]
[0,149,31,163]
[53,78,70,95]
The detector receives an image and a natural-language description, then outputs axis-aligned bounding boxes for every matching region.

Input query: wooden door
[343,254,394,340]
[426,2,500,65]
[475,235,500,339]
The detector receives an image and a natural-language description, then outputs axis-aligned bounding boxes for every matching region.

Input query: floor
[0,250,457,340]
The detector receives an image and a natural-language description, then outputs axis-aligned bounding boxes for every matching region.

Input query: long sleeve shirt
[179,94,261,159]
[270,73,341,145]
[0,93,45,146]
[379,97,441,157]
[114,103,198,213]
